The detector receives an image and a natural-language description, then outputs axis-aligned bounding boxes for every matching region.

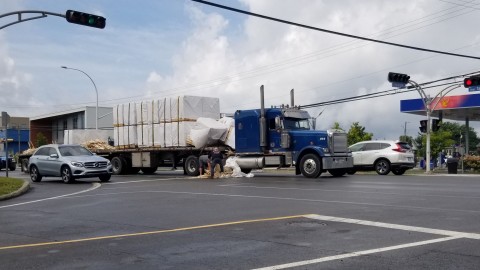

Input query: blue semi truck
[19,87,353,178]
[227,86,353,178]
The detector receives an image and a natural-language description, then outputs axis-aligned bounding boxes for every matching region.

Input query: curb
[0,179,30,201]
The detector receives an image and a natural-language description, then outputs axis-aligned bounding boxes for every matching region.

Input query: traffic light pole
[408,80,432,173]
[409,81,460,173]
[0,10,65,30]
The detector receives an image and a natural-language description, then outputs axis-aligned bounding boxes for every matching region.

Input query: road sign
[468,85,480,92]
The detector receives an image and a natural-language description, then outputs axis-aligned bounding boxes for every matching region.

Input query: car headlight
[107,161,111,166]
[70,161,84,167]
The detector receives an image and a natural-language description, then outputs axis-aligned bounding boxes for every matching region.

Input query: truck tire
[328,169,346,177]
[141,167,157,175]
[184,155,200,176]
[111,157,126,175]
[299,154,322,178]
[22,159,29,173]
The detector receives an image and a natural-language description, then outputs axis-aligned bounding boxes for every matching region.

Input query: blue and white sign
[469,85,480,92]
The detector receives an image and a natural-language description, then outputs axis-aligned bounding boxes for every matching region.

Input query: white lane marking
[217,184,480,199]
[251,236,461,270]
[0,183,101,209]
[305,214,480,240]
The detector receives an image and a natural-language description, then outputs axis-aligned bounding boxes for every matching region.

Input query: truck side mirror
[275,116,282,130]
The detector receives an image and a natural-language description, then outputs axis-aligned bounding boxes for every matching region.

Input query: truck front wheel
[299,154,322,178]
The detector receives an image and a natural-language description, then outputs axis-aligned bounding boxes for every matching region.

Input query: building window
[73,117,78,129]
[63,120,68,130]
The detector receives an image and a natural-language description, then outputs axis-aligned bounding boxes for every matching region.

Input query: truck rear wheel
[184,155,200,176]
[22,159,29,173]
[299,154,322,178]
[111,157,126,175]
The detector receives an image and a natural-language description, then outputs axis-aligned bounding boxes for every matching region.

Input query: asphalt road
[0,170,479,269]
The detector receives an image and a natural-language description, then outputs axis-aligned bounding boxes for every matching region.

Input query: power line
[191,0,480,60]
[300,70,480,109]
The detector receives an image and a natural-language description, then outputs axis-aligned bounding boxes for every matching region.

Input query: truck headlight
[323,148,330,153]
[70,161,84,167]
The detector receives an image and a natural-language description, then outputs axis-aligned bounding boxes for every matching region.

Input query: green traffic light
[88,16,95,25]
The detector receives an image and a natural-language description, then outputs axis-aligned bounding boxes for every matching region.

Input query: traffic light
[463,76,480,88]
[388,72,410,84]
[431,119,441,132]
[65,10,106,29]
[419,120,427,133]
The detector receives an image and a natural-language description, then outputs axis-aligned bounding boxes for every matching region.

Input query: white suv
[348,140,414,175]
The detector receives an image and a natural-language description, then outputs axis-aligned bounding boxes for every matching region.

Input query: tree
[399,135,414,145]
[35,132,48,147]
[331,122,344,131]
[347,122,373,145]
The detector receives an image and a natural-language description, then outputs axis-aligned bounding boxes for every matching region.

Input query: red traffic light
[464,78,473,87]
[464,76,480,88]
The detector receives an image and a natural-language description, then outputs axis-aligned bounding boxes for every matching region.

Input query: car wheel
[328,169,347,177]
[299,154,322,178]
[375,159,391,175]
[61,166,75,183]
[99,174,111,182]
[30,165,42,182]
[392,168,406,175]
[9,164,16,171]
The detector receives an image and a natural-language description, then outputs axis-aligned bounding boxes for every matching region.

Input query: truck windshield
[283,118,311,130]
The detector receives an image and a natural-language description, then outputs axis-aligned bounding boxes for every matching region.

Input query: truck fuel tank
[235,157,265,169]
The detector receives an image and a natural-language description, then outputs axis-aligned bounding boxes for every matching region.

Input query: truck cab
[234,106,353,178]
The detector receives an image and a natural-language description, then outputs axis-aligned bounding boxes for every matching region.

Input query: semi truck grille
[84,161,108,168]
[331,133,348,153]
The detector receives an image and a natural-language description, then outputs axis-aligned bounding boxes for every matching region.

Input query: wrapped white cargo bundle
[188,117,235,149]
[219,117,235,149]
[114,96,220,148]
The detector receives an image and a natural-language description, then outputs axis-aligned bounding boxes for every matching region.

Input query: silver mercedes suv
[29,144,112,183]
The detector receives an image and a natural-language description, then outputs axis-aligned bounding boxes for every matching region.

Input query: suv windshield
[59,146,93,156]
[283,118,311,130]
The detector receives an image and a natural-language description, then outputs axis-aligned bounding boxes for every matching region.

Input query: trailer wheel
[299,154,322,178]
[111,157,126,175]
[184,155,200,176]
[22,159,29,174]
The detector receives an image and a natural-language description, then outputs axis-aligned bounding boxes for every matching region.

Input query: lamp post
[61,66,98,130]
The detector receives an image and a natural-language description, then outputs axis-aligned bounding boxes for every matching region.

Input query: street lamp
[61,66,98,130]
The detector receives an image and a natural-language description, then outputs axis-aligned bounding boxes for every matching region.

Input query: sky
[1,0,480,140]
